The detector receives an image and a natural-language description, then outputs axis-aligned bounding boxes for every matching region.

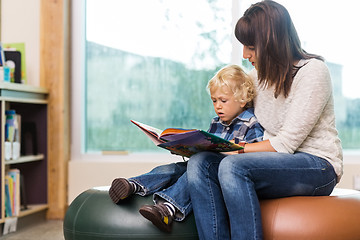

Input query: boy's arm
[240,120,264,144]
[224,118,272,154]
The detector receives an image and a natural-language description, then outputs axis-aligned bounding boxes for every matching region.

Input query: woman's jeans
[187,151,337,240]
[129,161,191,221]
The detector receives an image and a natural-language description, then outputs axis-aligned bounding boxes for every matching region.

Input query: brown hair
[207,65,255,108]
[234,0,323,98]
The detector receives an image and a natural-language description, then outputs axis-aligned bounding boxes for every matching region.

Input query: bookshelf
[0,82,48,228]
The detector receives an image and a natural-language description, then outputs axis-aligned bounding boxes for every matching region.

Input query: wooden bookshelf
[0,83,48,231]
[18,204,48,218]
[5,154,45,165]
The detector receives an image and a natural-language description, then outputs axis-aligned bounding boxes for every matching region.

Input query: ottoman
[63,187,360,240]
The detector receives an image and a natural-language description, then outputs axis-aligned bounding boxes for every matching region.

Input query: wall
[1,0,40,86]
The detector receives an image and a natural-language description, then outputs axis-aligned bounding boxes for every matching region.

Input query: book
[131,120,244,157]
[4,42,27,83]
[5,110,21,160]
[0,42,7,82]
[8,169,21,216]
[4,177,13,217]
[0,42,5,66]
[4,50,21,83]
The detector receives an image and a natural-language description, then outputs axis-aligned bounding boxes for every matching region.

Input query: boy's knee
[187,153,204,182]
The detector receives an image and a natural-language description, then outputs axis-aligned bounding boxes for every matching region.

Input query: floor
[1,220,64,240]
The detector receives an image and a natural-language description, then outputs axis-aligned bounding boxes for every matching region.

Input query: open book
[131,120,244,157]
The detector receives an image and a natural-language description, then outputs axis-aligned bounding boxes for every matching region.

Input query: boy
[109,65,263,232]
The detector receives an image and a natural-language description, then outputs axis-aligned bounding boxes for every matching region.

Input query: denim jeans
[187,151,337,240]
[129,161,191,221]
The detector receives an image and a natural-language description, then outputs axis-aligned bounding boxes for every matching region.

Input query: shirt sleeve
[233,115,264,144]
[242,120,264,143]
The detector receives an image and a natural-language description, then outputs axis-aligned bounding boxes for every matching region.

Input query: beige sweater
[250,58,343,181]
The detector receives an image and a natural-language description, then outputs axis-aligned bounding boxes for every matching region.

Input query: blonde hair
[207,65,255,108]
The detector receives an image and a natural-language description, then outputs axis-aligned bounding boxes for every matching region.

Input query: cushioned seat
[63,187,360,240]
[63,186,198,240]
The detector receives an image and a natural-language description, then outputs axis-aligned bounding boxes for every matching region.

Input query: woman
[187,1,343,239]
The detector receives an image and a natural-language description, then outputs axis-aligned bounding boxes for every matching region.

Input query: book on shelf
[131,120,244,157]
[5,110,21,160]
[0,42,7,82]
[0,42,5,66]
[4,177,13,217]
[4,169,21,217]
[3,42,27,84]
[8,169,21,216]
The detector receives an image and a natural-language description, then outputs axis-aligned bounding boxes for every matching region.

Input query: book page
[160,128,198,140]
[130,120,165,145]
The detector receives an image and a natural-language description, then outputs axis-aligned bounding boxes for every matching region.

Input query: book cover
[131,120,243,157]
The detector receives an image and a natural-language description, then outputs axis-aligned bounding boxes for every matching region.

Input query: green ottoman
[63,186,198,240]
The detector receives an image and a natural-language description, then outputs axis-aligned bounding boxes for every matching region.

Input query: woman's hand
[223,139,277,154]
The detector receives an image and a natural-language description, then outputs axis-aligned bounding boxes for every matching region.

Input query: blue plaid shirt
[207,108,264,143]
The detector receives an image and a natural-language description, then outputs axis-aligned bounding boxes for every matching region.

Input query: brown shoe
[139,204,174,233]
[109,178,134,204]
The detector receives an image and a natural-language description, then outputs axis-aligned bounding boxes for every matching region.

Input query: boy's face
[210,86,246,125]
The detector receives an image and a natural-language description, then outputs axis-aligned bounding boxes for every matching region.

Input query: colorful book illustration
[131,120,244,157]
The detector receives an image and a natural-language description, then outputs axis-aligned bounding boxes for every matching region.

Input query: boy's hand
[226,139,246,154]
[221,139,238,155]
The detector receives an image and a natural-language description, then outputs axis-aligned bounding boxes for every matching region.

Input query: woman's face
[243,46,257,69]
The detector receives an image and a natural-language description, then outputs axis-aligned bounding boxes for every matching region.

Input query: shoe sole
[139,207,171,233]
[109,178,132,204]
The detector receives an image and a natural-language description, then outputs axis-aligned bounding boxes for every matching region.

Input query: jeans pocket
[312,178,336,196]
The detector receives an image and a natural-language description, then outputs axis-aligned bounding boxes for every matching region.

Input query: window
[72,0,360,160]
[77,0,238,156]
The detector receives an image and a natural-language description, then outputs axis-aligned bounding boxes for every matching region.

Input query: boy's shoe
[109,178,135,204]
[139,204,174,233]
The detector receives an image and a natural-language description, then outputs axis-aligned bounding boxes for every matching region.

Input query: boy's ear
[240,101,247,108]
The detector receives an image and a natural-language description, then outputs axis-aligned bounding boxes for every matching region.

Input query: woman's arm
[223,139,276,155]
[244,140,276,153]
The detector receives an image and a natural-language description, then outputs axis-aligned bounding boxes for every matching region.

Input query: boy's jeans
[129,161,191,221]
[187,151,337,240]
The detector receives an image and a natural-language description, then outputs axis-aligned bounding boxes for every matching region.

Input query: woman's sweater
[250,58,343,181]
